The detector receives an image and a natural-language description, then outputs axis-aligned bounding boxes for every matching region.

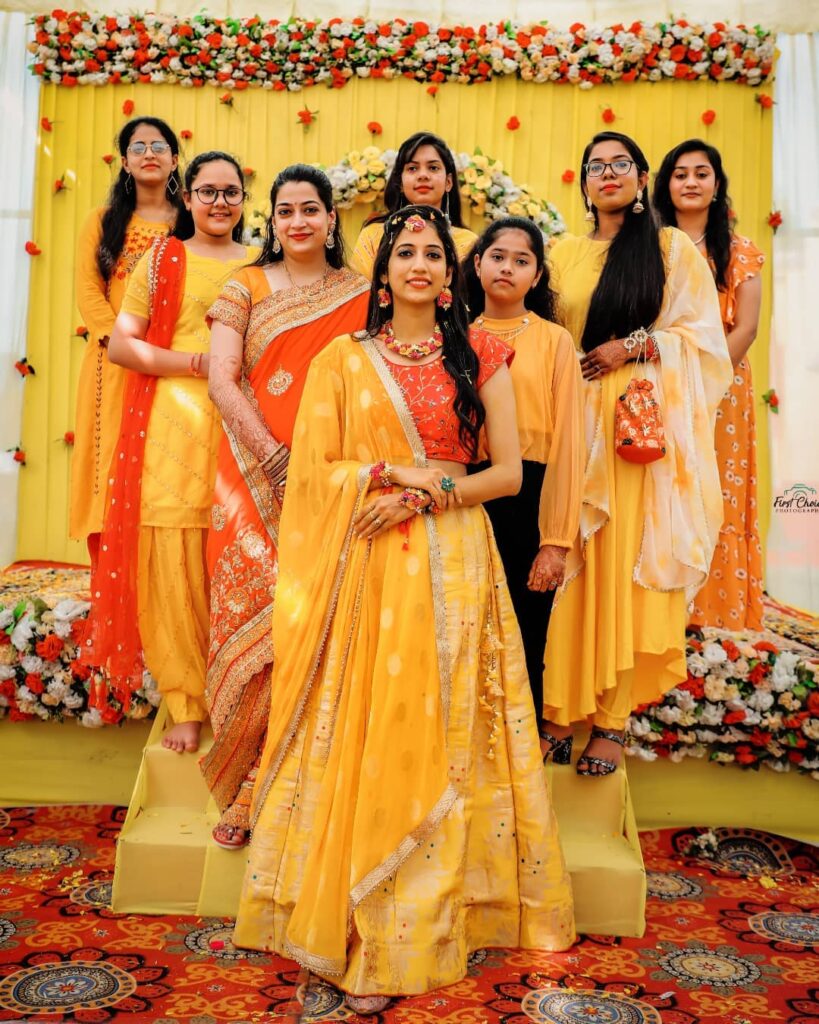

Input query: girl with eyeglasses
[653,139,765,632]
[80,152,258,757]
[201,165,370,851]
[70,117,183,567]
[232,206,573,1012]
[539,132,731,777]
[349,131,477,279]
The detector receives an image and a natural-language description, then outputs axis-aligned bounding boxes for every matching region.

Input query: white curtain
[0,12,38,568]
[766,34,819,613]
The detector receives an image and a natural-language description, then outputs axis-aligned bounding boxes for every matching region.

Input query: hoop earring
[437,285,453,311]
[125,172,133,195]
[632,188,645,214]
[166,176,179,197]
[585,195,595,222]
[377,285,391,308]
[271,230,282,255]
[325,227,335,250]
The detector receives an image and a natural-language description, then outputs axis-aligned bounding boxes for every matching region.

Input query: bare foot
[161,720,201,754]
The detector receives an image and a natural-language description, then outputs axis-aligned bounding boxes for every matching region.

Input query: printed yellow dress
[690,235,765,631]
[350,221,477,279]
[119,244,256,724]
[543,229,731,729]
[71,209,171,542]
[234,333,574,995]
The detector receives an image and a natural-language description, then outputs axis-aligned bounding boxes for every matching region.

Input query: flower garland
[245,146,566,240]
[0,595,159,726]
[626,635,819,780]
[28,12,775,89]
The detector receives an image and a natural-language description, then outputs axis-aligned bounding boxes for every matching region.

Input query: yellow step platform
[112,711,646,936]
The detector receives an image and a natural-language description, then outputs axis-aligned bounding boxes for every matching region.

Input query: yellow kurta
[475,314,584,549]
[119,244,256,722]
[543,230,731,729]
[350,220,477,279]
[70,209,171,540]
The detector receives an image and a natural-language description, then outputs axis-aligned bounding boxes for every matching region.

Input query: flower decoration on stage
[756,93,775,109]
[219,92,234,107]
[74,325,88,339]
[627,635,819,779]
[63,431,75,445]
[122,98,134,114]
[24,241,41,256]
[767,210,782,233]
[180,128,192,140]
[14,358,35,377]
[0,578,160,725]
[40,116,53,131]
[297,106,318,131]
[601,106,617,123]
[367,121,383,136]
[318,146,566,242]
[54,174,68,193]
[561,169,575,184]
[426,85,439,97]
[7,448,27,465]
[506,116,521,131]
[762,388,779,412]
[101,152,114,164]
[702,109,717,124]
[27,14,775,90]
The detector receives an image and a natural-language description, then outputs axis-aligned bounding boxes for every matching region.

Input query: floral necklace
[381,321,444,360]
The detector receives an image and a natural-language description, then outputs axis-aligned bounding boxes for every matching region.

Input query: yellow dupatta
[250,334,457,976]
[567,228,732,602]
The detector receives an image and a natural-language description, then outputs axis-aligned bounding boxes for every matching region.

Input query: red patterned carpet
[0,806,816,1023]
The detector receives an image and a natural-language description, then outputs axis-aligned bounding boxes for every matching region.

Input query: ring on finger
[375,517,383,526]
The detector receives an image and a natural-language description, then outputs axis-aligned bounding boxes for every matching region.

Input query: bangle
[399,487,439,515]
[622,327,651,355]
[190,352,203,377]
[645,336,659,361]
[369,460,392,488]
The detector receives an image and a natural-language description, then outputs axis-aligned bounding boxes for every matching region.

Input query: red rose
[722,639,741,661]
[75,325,88,337]
[242,167,255,178]
[101,705,123,724]
[413,21,430,37]
[9,707,34,722]
[54,177,66,193]
[769,393,780,408]
[12,449,26,465]
[219,93,234,106]
[102,153,115,165]
[787,750,803,764]
[735,746,756,765]
[367,121,383,135]
[506,116,521,131]
[71,619,86,643]
[63,431,75,445]
[806,691,819,716]
[754,640,779,655]
[426,85,439,97]
[0,679,15,698]
[40,117,53,132]
[70,659,91,681]
[25,674,44,694]
[36,634,64,661]
[723,709,746,724]
[701,109,716,125]
[767,211,782,231]
[561,169,575,184]
[601,107,616,124]
[25,241,42,256]
[756,94,774,109]
[180,129,193,140]
[122,99,134,115]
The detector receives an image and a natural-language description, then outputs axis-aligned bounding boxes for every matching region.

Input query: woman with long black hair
[71,117,183,565]
[233,205,573,1011]
[350,131,477,278]
[463,216,583,743]
[654,139,765,631]
[541,132,731,776]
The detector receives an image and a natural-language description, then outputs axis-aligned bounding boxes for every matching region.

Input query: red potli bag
[81,235,186,709]
[614,331,667,464]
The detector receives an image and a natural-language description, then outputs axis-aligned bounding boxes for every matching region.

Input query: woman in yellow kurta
[350,131,477,279]
[463,216,584,745]
[82,152,256,755]
[653,139,765,631]
[542,133,732,776]
[234,206,573,1012]
[71,117,182,561]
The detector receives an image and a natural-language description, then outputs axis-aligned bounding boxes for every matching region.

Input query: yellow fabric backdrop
[18,77,773,563]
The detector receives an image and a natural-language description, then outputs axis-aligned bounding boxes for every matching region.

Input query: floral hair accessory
[404,214,427,233]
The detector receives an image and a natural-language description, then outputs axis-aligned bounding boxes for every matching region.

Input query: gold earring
[585,195,595,222]
[633,188,645,214]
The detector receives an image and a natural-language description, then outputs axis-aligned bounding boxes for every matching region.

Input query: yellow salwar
[120,245,256,723]
[234,335,574,995]
[543,229,732,730]
[70,209,171,541]
[350,221,477,279]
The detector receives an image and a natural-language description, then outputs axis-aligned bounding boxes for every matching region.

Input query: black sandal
[576,727,625,777]
[539,726,573,765]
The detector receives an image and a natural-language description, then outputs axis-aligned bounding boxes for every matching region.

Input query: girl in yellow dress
[542,132,732,775]
[653,139,765,631]
[71,117,182,564]
[234,206,574,1013]
[350,131,477,278]
[81,152,256,755]
[463,216,584,749]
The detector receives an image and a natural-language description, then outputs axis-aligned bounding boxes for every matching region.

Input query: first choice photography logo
[773,483,819,513]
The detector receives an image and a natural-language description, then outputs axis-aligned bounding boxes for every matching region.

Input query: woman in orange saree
[203,166,369,849]
[233,206,574,1013]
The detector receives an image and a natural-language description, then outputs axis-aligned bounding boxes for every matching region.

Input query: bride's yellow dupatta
[250,334,457,975]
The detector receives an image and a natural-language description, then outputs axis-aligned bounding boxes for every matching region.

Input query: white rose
[81,708,103,728]
[0,609,13,629]
[700,703,726,726]
[10,614,34,651]
[687,653,708,677]
[63,692,85,710]
[703,642,728,666]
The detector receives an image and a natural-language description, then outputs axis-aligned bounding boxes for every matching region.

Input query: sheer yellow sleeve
[119,250,151,320]
[538,328,584,548]
[75,208,117,342]
[349,222,383,279]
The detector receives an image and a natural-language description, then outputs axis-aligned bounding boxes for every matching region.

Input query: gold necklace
[476,314,531,344]
[282,259,329,293]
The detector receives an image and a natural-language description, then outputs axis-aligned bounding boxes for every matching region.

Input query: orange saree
[201,266,369,829]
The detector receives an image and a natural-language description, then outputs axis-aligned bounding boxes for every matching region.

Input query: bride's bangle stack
[399,487,440,516]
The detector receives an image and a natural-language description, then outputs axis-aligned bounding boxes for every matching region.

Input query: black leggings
[474,460,556,729]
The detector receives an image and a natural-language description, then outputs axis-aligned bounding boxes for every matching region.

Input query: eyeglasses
[584,159,635,177]
[127,140,172,156]
[191,186,247,206]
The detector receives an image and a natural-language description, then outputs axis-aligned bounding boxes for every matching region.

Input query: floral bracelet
[369,460,392,488]
[399,487,440,516]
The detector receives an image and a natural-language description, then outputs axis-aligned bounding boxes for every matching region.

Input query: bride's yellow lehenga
[233,334,574,995]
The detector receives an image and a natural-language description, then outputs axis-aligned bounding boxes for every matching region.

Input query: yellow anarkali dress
[234,333,574,995]
[118,244,256,723]
[71,209,172,541]
[350,221,477,279]
[543,229,732,729]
